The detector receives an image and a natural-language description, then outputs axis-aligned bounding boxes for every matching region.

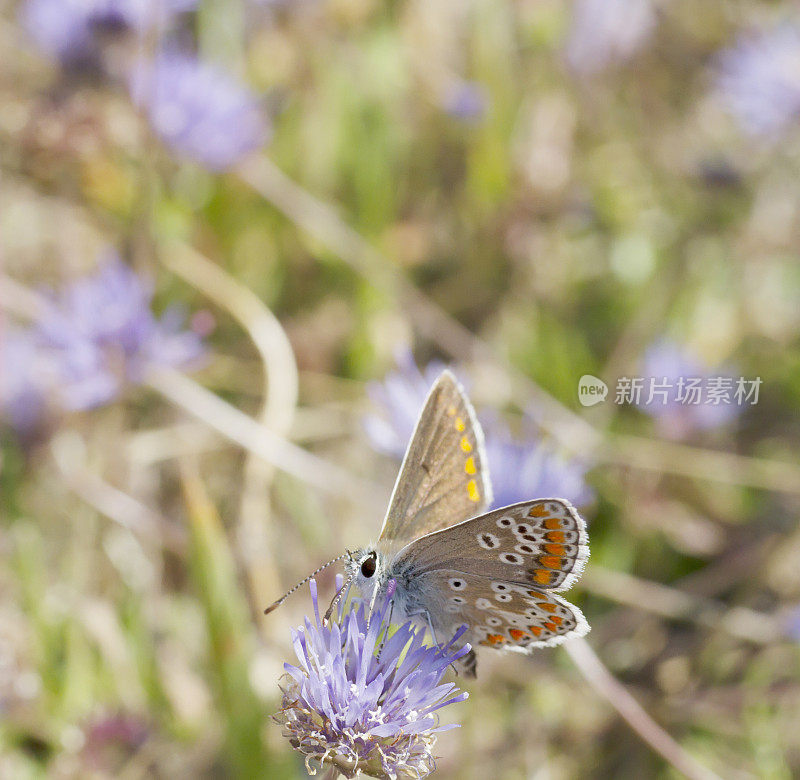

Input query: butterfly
[267,370,589,677]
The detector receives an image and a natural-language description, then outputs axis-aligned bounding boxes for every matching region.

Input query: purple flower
[21,0,196,64]
[565,0,656,75]
[442,81,488,122]
[277,577,469,779]
[714,24,800,138]
[82,712,149,770]
[635,339,741,439]
[362,349,449,458]
[130,51,268,171]
[0,329,48,433]
[34,254,205,411]
[483,415,594,509]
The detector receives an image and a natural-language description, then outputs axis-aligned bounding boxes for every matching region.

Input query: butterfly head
[346,546,391,603]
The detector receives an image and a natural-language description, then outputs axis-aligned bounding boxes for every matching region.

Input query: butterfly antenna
[323,569,356,624]
[263,553,349,615]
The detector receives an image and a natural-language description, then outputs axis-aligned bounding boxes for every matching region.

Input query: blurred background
[2,0,800,777]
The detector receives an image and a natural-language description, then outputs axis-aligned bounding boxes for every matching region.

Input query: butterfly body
[349,370,590,676]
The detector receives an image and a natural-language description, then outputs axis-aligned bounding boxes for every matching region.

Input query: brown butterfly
[268,371,589,676]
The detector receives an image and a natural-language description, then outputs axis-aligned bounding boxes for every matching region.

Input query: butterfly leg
[404,608,441,646]
[408,609,468,677]
[376,598,395,663]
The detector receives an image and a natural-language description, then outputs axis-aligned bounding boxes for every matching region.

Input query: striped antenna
[323,570,356,624]
[263,552,349,615]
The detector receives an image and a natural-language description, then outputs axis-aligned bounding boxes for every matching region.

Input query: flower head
[565,0,656,75]
[362,349,449,458]
[483,414,594,509]
[22,0,196,65]
[714,24,800,138]
[130,50,268,171]
[277,577,469,779]
[33,254,205,411]
[636,339,741,439]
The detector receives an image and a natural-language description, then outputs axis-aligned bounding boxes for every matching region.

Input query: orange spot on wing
[543,543,565,556]
[544,518,561,529]
[537,602,557,613]
[534,570,552,585]
[460,436,472,453]
[530,625,542,637]
[464,456,476,475]
[527,504,548,517]
[539,555,561,569]
[455,416,465,432]
[546,531,565,543]
[549,616,563,626]
[467,479,480,502]
[509,629,526,641]
[543,622,557,632]
[487,633,505,645]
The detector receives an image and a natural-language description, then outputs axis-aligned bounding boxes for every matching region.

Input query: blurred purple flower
[277,577,469,778]
[130,51,269,171]
[362,350,448,458]
[82,712,149,770]
[34,255,205,411]
[714,24,800,138]
[22,0,196,64]
[442,81,488,122]
[565,0,656,75]
[636,339,741,439]
[0,329,48,433]
[483,415,594,509]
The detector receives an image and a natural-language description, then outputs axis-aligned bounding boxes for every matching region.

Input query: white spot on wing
[477,532,500,549]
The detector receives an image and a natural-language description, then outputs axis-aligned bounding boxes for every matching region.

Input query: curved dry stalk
[147,366,384,509]
[236,158,800,498]
[566,638,725,780]
[160,242,298,434]
[159,241,299,621]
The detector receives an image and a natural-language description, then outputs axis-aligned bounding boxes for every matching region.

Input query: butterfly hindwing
[378,371,492,544]
[424,569,589,651]
[394,499,589,592]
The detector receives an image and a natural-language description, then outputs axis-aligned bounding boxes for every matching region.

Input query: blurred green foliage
[2,1,800,778]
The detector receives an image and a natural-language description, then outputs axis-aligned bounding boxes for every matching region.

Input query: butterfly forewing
[395,499,589,592]
[424,570,589,650]
[378,370,492,544]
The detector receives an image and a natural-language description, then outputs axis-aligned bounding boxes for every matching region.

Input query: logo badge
[578,375,608,406]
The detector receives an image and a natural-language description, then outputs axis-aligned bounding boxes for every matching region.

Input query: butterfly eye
[360,553,377,578]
